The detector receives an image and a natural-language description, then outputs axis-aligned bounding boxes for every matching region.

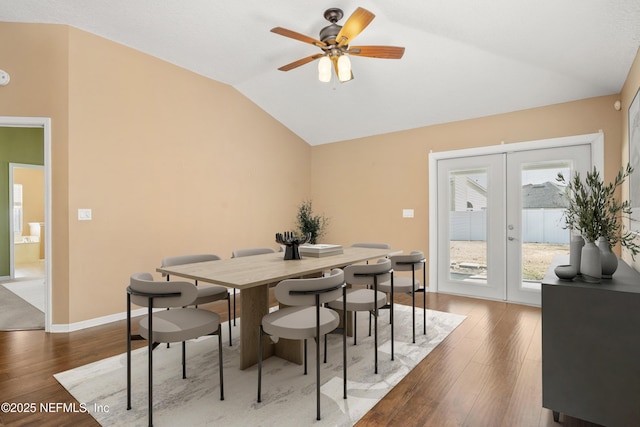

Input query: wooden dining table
[156,246,392,369]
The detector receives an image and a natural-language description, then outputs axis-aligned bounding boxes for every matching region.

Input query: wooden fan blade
[271,27,326,48]
[336,7,375,47]
[348,45,405,59]
[277,54,324,71]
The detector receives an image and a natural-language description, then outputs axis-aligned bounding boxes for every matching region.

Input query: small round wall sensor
[614,100,621,111]
[0,70,10,86]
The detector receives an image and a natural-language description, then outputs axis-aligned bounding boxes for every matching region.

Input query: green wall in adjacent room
[0,127,44,277]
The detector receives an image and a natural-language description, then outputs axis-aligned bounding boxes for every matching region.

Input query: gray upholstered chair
[379,251,427,344]
[327,258,391,373]
[160,254,232,346]
[257,268,347,421]
[349,243,391,335]
[231,247,277,327]
[126,272,223,427]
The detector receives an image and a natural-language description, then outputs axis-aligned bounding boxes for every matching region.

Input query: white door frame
[428,132,604,301]
[1,116,52,331]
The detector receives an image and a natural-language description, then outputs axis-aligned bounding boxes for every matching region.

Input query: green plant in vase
[296,200,329,245]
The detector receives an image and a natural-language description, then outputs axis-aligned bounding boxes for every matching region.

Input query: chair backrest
[129,272,198,308]
[390,251,425,272]
[344,258,392,286]
[231,247,275,258]
[351,242,391,249]
[160,254,221,277]
[275,268,345,307]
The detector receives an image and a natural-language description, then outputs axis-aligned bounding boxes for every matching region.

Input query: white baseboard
[50,307,164,333]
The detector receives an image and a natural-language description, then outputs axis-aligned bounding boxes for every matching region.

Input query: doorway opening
[0,117,52,331]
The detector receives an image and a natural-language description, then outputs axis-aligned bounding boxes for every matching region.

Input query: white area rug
[55,305,465,426]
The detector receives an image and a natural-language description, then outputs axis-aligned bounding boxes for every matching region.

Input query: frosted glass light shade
[337,55,352,82]
[318,56,332,82]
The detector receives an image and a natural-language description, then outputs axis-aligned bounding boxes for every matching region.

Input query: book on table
[299,244,344,257]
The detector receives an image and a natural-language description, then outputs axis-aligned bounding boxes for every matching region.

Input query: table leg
[239,285,308,369]
[240,285,272,370]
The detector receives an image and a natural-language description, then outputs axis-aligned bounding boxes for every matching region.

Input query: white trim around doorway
[1,116,52,332]
[428,132,605,298]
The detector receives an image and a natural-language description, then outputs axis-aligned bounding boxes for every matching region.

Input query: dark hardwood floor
[0,292,602,426]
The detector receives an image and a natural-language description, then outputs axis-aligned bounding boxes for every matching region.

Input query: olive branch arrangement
[556,164,640,259]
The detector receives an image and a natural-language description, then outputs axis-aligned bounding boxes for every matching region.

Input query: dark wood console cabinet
[542,256,640,426]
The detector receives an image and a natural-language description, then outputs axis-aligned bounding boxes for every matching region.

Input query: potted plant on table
[557,164,639,282]
[296,200,329,245]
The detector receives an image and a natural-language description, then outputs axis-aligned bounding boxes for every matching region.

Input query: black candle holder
[275,232,310,260]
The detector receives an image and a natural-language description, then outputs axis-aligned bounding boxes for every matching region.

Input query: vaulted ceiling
[2,0,639,145]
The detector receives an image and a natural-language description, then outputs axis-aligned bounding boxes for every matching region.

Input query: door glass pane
[449,169,488,284]
[520,161,571,288]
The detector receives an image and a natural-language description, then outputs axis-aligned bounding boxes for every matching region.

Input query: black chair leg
[353,313,357,345]
[147,306,153,427]
[374,306,378,374]
[182,341,187,379]
[126,294,132,410]
[423,288,427,335]
[257,325,263,402]
[218,325,224,400]
[316,335,321,421]
[342,289,347,400]
[423,266,427,335]
[227,296,232,346]
[412,289,416,344]
[233,289,237,326]
[323,334,327,363]
[315,301,321,421]
[390,274,394,361]
[304,339,308,375]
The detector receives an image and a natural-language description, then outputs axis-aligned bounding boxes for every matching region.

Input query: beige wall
[621,47,640,268]
[311,95,622,258]
[0,22,71,322]
[1,23,311,324]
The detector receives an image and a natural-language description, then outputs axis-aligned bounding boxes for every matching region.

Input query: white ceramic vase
[597,236,618,279]
[580,241,602,283]
[570,234,585,274]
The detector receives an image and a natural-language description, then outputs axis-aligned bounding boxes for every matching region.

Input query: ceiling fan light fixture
[272,7,403,84]
[337,54,352,82]
[318,56,332,82]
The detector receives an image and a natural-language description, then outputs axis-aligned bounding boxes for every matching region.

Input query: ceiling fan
[271,7,405,83]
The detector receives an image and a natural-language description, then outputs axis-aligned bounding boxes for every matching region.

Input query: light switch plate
[78,208,92,221]
[402,209,414,218]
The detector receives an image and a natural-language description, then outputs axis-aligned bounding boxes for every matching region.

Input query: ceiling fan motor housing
[320,8,344,44]
[320,23,342,44]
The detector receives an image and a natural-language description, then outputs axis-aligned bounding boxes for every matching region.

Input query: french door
[435,143,592,305]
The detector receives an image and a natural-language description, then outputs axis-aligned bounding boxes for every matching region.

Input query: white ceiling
[2,0,640,145]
